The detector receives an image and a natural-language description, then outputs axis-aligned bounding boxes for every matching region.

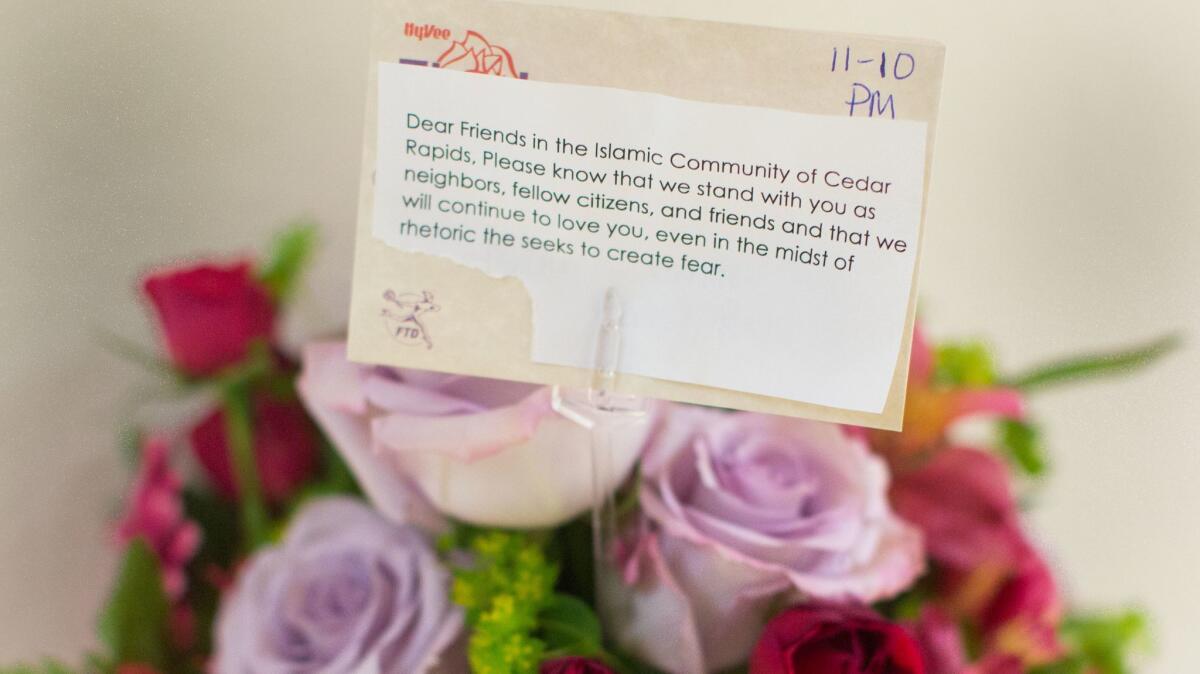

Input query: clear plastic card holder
[550,288,649,596]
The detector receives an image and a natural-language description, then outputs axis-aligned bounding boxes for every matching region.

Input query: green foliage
[874,577,933,623]
[998,418,1049,477]
[220,379,271,552]
[933,332,1181,481]
[98,539,170,671]
[451,530,557,624]
[451,530,558,674]
[1033,610,1149,674]
[448,529,616,674]
[1008,334,1180,392]
[182,487,239,572]
[549,517,596,608]
[258,220,317,303]
[934,340,997,387]
[181,486,240,658]
[540,594,603,659]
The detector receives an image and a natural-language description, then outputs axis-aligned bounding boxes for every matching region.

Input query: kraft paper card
[347,0,945,430]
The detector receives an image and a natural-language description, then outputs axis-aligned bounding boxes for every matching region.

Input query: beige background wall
[1,0,1197,671]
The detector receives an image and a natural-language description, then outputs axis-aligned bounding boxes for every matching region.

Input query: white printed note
[370,64,926,413]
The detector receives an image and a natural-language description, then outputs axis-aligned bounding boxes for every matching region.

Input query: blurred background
[1,0,1196,671]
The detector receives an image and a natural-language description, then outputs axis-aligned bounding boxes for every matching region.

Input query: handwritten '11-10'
[831,47,916,80]
[831,47,917,119]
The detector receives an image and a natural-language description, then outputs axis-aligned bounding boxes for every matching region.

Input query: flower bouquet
[7,224,1175,674]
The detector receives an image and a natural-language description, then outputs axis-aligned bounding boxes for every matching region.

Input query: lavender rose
[604,407,923,673]
[298,342,655,528]
[215,498,463,674]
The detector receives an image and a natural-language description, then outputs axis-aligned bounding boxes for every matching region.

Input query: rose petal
[299,345,445,532]
[300,342,656,529]
[601,532,707,674]
[371,387,554,462]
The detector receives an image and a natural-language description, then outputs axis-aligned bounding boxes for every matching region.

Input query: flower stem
[221,380,270,551]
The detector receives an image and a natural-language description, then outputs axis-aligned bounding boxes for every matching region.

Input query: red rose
[189,392,318,504]
[143,261,275,376]
[750,605,925,674]
[539,657,615,674]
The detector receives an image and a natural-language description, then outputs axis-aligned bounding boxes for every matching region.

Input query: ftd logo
[380,290,439,349]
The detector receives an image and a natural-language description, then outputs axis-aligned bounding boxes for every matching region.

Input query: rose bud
[142,261,275,377]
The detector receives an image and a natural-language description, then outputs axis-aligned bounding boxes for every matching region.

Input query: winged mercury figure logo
[380,289,439,349]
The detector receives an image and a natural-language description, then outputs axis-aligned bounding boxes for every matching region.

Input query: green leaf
[1033,609,1150,674]
[1008,334,1181,392]
[874,578,934,623]
[97,539,170,669]
[934,341,997,387]
[1030,658,1086,674]
[1032,609,1152,671]
[999,418,1049,477]
[180,487,238,659]
[92,328,179,381]
[182,486,239,572]
[539,594,603,657]
[258,220,318,303]
[1065,609,1149,674]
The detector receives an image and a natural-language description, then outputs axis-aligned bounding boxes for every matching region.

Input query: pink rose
[297,342,655,528]
[604,408,923,672]
[889,447,1027,574]
[892,448,1064,667]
